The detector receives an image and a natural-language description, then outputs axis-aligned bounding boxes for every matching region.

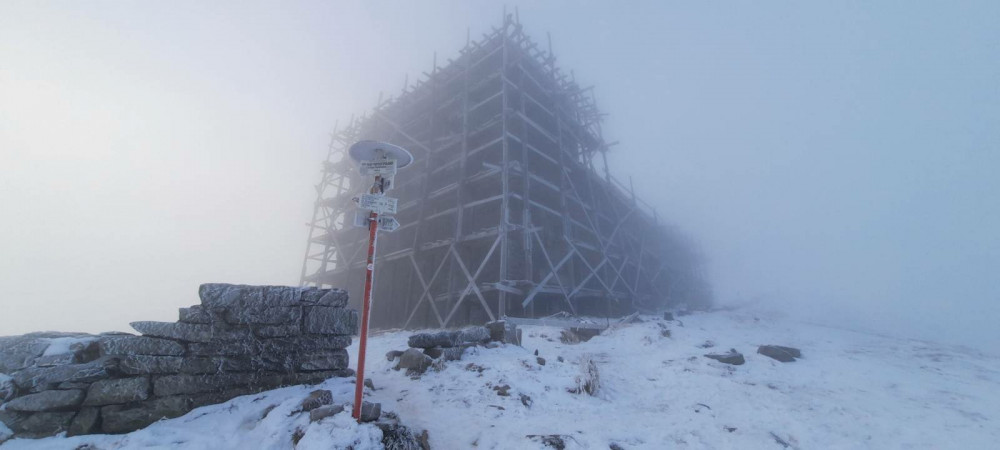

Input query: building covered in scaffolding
[301,16,710,329]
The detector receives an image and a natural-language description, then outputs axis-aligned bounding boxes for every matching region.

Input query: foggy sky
[2,1,998,351]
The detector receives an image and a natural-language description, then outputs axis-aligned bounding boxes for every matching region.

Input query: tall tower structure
[301,16,701,329]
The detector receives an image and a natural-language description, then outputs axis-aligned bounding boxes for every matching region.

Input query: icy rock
[377,422,426,450]
[309,404,344,422]
[407,331,454,349]
[0,336,50,373]
[359,401,381,422]
[223,306,301,326]
[537,356,546,366]
[67,407,101,436]
[364,378,375,390]
[4,389,85,412]
[455,326,491,345]
[301,287,349,307]
[757,345,802,362]
[442,347,465,361]
[100,396,192,434]
[0,410,75,438]
[527,434,567,449]
[704,349,746,365]
[386,350,404,361]
[130,321,214,343]
[303,307,358,335]
[99,335,186,356]
[396,348,433,374]
[83,377,149,406]
[297,349,349,371]
[178,305,213,324]
[12,359,117,393]
[300,389,332,412]
[423,347,443,359]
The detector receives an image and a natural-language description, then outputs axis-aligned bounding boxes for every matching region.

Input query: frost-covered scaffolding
[301,15,702,329]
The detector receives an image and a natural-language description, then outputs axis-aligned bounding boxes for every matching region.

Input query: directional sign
[355,193,398,214]
[377,216,400,232]
[352,210,370,228]
[360,159,397,177]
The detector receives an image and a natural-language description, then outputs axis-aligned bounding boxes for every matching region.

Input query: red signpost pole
[352,209,379,421]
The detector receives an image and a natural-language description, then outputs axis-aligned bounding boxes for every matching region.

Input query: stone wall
[0,284,357,441]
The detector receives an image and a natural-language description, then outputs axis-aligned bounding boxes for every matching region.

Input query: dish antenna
[348,140,414,168]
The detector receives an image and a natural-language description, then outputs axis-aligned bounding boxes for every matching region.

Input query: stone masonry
[0,284,358,441]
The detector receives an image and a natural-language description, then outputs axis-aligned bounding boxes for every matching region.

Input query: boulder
[12,359,117,393]
[4,389,85,412]
[297,350,349,371]
[178,306,213,324]
[0,336,50,373]
[100,396,192,434]
[408,331,454,349]
[83,377,149,406]
[303,307,359,335]
[757,345,802,363]
[309,404,344,422]
[359,401,381,422]
[396,348,433,374]
[67,407,101,436]
[99,336,185,356]
[386,350,404,361]
[704,349,745,366]
[1,374,15,404]
[300,389,332,412]
[0,410,75,438]
[129,322,214,343]
[423,347,443,359]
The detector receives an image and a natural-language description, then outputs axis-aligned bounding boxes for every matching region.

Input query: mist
[1,1,997,353]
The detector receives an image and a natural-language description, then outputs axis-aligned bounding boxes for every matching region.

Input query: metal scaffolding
[301,15,684,329]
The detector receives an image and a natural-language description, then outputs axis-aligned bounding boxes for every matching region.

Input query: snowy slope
[4,309,999,449]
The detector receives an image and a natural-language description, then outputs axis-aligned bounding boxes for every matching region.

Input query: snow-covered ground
[4,309,999,449]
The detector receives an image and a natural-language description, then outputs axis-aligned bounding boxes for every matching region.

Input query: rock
[4,389,85,412]
[610,443,625,450]
[309,404,344,422]
[698,340,716,349]
[537,356,546,366]
[493,384,510,396]
[119,355,184,374]
[386,350,404,361]
[302,307,359,335]
[377,423,426,450]
[101,396,192,434]
[396,348,433,374]
[704,349,745,365]
[359,401,381,422]
[301,288,349,307]
[364,378,375,390]
[520,393,533,407]
[557,356,564,363]
[407,331,454,349]
[455,326,490,345]
[300,389,332,412]
[486,320,507,342]
[663,312,674,321]
[223,306,301,326]
[0,336,50,373]
[83,377,149,406]
[99,335,186,356]
[423,347,443,359]
[1,374,15,404]
[12,359,117,393]
[178,305,213,324]
[129,321,214,343]
[527,434,566,449]
[252,324,301,338]
[757,345,802,362]
[68,407,101,436]
[0,410,75,438]
[442,347,465,361]
[297,350,349,371]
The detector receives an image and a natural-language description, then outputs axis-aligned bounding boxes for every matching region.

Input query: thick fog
[1,2,997,352]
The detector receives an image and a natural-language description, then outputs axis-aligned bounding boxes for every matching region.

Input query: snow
[40,337,96,357]
[4,309,999,449]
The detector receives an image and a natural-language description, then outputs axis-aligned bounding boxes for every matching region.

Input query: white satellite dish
[348,140,414,169]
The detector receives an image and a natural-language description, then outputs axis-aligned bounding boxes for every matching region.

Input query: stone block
[309,404,344,422]
[101,396,192,434]
[407,331,455,349]
[99,335,185,356]
[252,324,301,338]
[67,407,100,436]
[0,410,74,438]
[4,389,85,412]
[178,305,213,324]
[297,350,349,371]
[301,288,349,307]
[119,355,184,374]
[223,306,301,326]
[12,359,117,393]
[129,322,213,343]
[303,307,358,335]
[83,377,149,406]
[0,336,50,373]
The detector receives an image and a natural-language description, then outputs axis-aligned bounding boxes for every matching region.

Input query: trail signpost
[346,140,413,422]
